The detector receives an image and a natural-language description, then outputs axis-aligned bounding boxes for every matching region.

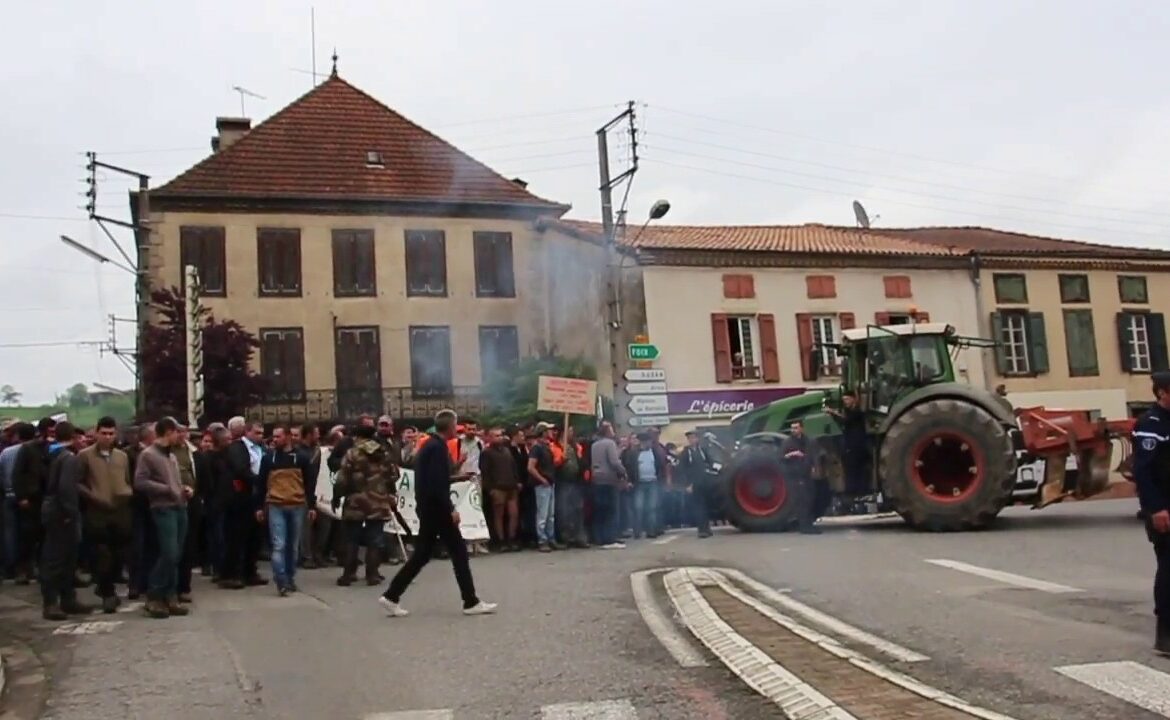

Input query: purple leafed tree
[139,286,265,424]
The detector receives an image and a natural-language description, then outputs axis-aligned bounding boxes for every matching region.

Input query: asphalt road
[1,497,1165,719]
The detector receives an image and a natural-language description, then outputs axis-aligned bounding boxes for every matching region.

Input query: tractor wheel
[879,399,1016,531]
[724,447,807,532]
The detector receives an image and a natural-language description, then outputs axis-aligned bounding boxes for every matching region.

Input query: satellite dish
[852,200,871,229]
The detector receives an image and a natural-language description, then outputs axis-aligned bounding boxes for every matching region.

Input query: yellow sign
[537,375,599,416]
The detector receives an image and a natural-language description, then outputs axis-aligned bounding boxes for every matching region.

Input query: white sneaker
[603,542,626,549]
[378,596,409,617]
[463,601,498,616]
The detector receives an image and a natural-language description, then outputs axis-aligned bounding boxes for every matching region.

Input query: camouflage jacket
[335,439,399,521]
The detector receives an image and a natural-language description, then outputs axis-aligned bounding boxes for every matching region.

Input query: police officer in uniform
[1134,371,1170,654]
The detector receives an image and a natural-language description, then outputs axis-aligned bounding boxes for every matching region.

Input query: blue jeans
[633,482,660,539]
[591,484,621,545]
[534,484,556,545]
[267,505,305,589]
[148,507,188,601]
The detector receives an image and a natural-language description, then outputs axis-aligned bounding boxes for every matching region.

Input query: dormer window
[365,150,384,168]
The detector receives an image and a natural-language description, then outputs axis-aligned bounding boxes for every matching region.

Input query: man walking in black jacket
[380,409,496,617]
[223,421,267,588]
[40,422,92,620]
[781,421,821,535]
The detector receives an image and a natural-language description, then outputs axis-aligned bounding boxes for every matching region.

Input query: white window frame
[811,314,839,375]
[1127,313,1152,372]
[727,315,760,380]
[1001,312,1030,375]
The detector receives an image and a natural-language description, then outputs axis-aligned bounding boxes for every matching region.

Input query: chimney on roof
[210,117,251,152]
[511,177,528,189]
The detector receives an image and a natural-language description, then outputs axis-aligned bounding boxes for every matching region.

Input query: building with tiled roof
[139,72,606,424]
[535,216,1170,437]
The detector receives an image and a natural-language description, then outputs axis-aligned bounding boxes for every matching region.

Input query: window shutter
[796,313,815,381]
[1062,310,1099,377]
[357,231,376,293]
[990,312,1008,375]
[1117,312,1135,373]
[874,312,891,325]
[332,232,351,295]
[883,276,911,298]
[740,274,755,298]
[1027,312,1049,374]
[913,311,930,323]
[711,314,733,383]
[758,313,780,382]
[722,275,739,298]
[1150,313,1169,372]
[839,312,856,330]
[288,331,306,400]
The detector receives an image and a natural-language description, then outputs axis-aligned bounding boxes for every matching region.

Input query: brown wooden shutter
[758,313,780,382]
[839,312,856,330]
[332,231,352,295]
[740,274,755,298]
[875,312,892,325]
[287,330,306,400]
[722,274,739,298]
[883,276,912,298]
[796,313,815,381]
[711,314,733,383]
[913,310,930,323]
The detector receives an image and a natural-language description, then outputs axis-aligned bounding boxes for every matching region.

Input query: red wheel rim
[733,465,788,517]
[910,431,985,504]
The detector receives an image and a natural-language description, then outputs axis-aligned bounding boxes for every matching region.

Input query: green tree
[66,383,90,408]
[0,385,19,405]
[95,395,135,423]
[480,355,603,433]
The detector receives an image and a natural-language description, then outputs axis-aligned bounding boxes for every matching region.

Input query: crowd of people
[0,409,723,621]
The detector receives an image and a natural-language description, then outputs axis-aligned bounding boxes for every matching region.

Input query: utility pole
[184,265,205,427]
[596,101,639,429]
[85,152,151,419]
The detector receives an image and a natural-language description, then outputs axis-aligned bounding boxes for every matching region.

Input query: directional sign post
[628,415,671,427]
[627,394,669,416]
[625,381,668,395]
[627,343,660,361]
[624,368,666,382]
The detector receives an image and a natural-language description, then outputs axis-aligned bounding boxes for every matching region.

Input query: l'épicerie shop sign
[667,387,805,419]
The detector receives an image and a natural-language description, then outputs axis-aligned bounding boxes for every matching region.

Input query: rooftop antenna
[852,200,871,229]
[231,85,265,116]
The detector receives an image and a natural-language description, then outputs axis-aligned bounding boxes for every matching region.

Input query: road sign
[624,368,666,382]
[627,394,669,415]
[628,415,670,427]
[625,381,667,395]
[627,343,660,361]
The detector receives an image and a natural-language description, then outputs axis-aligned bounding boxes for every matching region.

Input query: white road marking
[664,568,858,719]
[541,698,638,719]
[52,621,123,636]
[363,711,454,720]
[924,559,1083,594]
[704,569,1017,720]
[714,567,929,663]
[117,601,144,614]
[1056,661,1170,716]
[629,569,707,668]
[651,535,679,545]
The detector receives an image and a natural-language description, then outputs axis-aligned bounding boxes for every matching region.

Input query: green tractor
[721,322,1020,532]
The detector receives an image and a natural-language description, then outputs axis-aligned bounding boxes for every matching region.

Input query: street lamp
[59,235,137,276]
[630,199,671,246]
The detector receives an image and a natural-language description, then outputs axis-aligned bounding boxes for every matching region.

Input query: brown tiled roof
[154,74,567,211]
[863,226,1170,259]
[549,219,959,256]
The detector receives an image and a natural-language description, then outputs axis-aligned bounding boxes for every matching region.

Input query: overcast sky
[3,1,1168,403]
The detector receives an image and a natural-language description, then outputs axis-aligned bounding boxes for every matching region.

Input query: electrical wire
[648,132,1170,223]
[0,340,104,349]
[431,104,617,129]
[642,143,1170,233]
[641,156,1170,241]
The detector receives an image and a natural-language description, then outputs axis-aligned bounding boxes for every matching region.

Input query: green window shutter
[1117,312,1135,373]
[1150,313,1169,372]
[1027,312,1049,374]
[1062,310,1098,377]
[990,312,1008,375]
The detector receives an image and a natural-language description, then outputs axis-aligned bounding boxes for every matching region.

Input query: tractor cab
[817,323,994,417]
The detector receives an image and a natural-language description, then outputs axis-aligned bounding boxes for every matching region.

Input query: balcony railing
[248,386,491,424]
